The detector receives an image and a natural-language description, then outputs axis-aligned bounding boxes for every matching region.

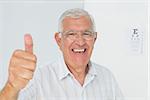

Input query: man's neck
[67,64,89,86]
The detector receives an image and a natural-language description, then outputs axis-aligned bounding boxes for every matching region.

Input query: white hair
[58,8,95,32]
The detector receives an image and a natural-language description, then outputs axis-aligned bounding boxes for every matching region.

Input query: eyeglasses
[59,30,97,41]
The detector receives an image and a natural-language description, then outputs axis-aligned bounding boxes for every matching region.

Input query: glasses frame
[59,30,97,41]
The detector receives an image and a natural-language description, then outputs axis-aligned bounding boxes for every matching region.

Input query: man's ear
[55,32,62,48]
[94,32,97,42]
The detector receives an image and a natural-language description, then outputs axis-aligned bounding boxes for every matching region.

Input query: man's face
[55,16,96,69]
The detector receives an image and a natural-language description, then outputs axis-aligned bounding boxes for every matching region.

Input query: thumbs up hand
[7,34,37,91]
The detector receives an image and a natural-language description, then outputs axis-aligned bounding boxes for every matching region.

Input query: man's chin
[72,59,88,67]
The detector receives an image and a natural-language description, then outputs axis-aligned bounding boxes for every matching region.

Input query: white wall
[0,0,84,90]
[84,0,148,100]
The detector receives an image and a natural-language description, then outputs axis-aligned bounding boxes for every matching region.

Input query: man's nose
[75,34,86,46]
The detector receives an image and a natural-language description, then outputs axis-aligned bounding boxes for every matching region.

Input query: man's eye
[67,32,76,35]
[83,32,91,36]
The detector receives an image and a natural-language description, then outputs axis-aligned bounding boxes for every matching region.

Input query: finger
[24,34,33,54]
[13,50,37,62]
[14,67,34,80]
[11,56,36,71]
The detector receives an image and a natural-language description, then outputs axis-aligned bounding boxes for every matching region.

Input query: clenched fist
[8,34,37,91]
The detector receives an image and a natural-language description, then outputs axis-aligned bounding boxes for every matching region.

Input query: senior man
[0,8,123,100]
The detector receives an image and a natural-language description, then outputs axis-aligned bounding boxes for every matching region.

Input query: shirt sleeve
[18,80,37,100]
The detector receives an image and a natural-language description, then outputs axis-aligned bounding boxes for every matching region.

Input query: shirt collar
[56,55,71,80]
[87,61,97,76]
[55,54,97,80]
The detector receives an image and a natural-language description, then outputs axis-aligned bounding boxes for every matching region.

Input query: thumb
[24,34,33,54]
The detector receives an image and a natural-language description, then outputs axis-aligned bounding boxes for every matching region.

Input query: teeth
[72,49,86,53]
[74,49,84,52]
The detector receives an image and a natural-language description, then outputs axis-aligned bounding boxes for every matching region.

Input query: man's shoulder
[91,62,114,77]
[33,59,59,79]
[38,59,59,72]
[91,62,110,71]
[40,59,58,68]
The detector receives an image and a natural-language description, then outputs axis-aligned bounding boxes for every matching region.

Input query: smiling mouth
[72,48,86,53]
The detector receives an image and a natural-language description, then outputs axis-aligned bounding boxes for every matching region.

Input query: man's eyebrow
[63,30,74,32]
[84,29,93,32]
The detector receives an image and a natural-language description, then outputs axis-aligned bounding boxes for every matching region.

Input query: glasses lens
[62,30,96,40]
